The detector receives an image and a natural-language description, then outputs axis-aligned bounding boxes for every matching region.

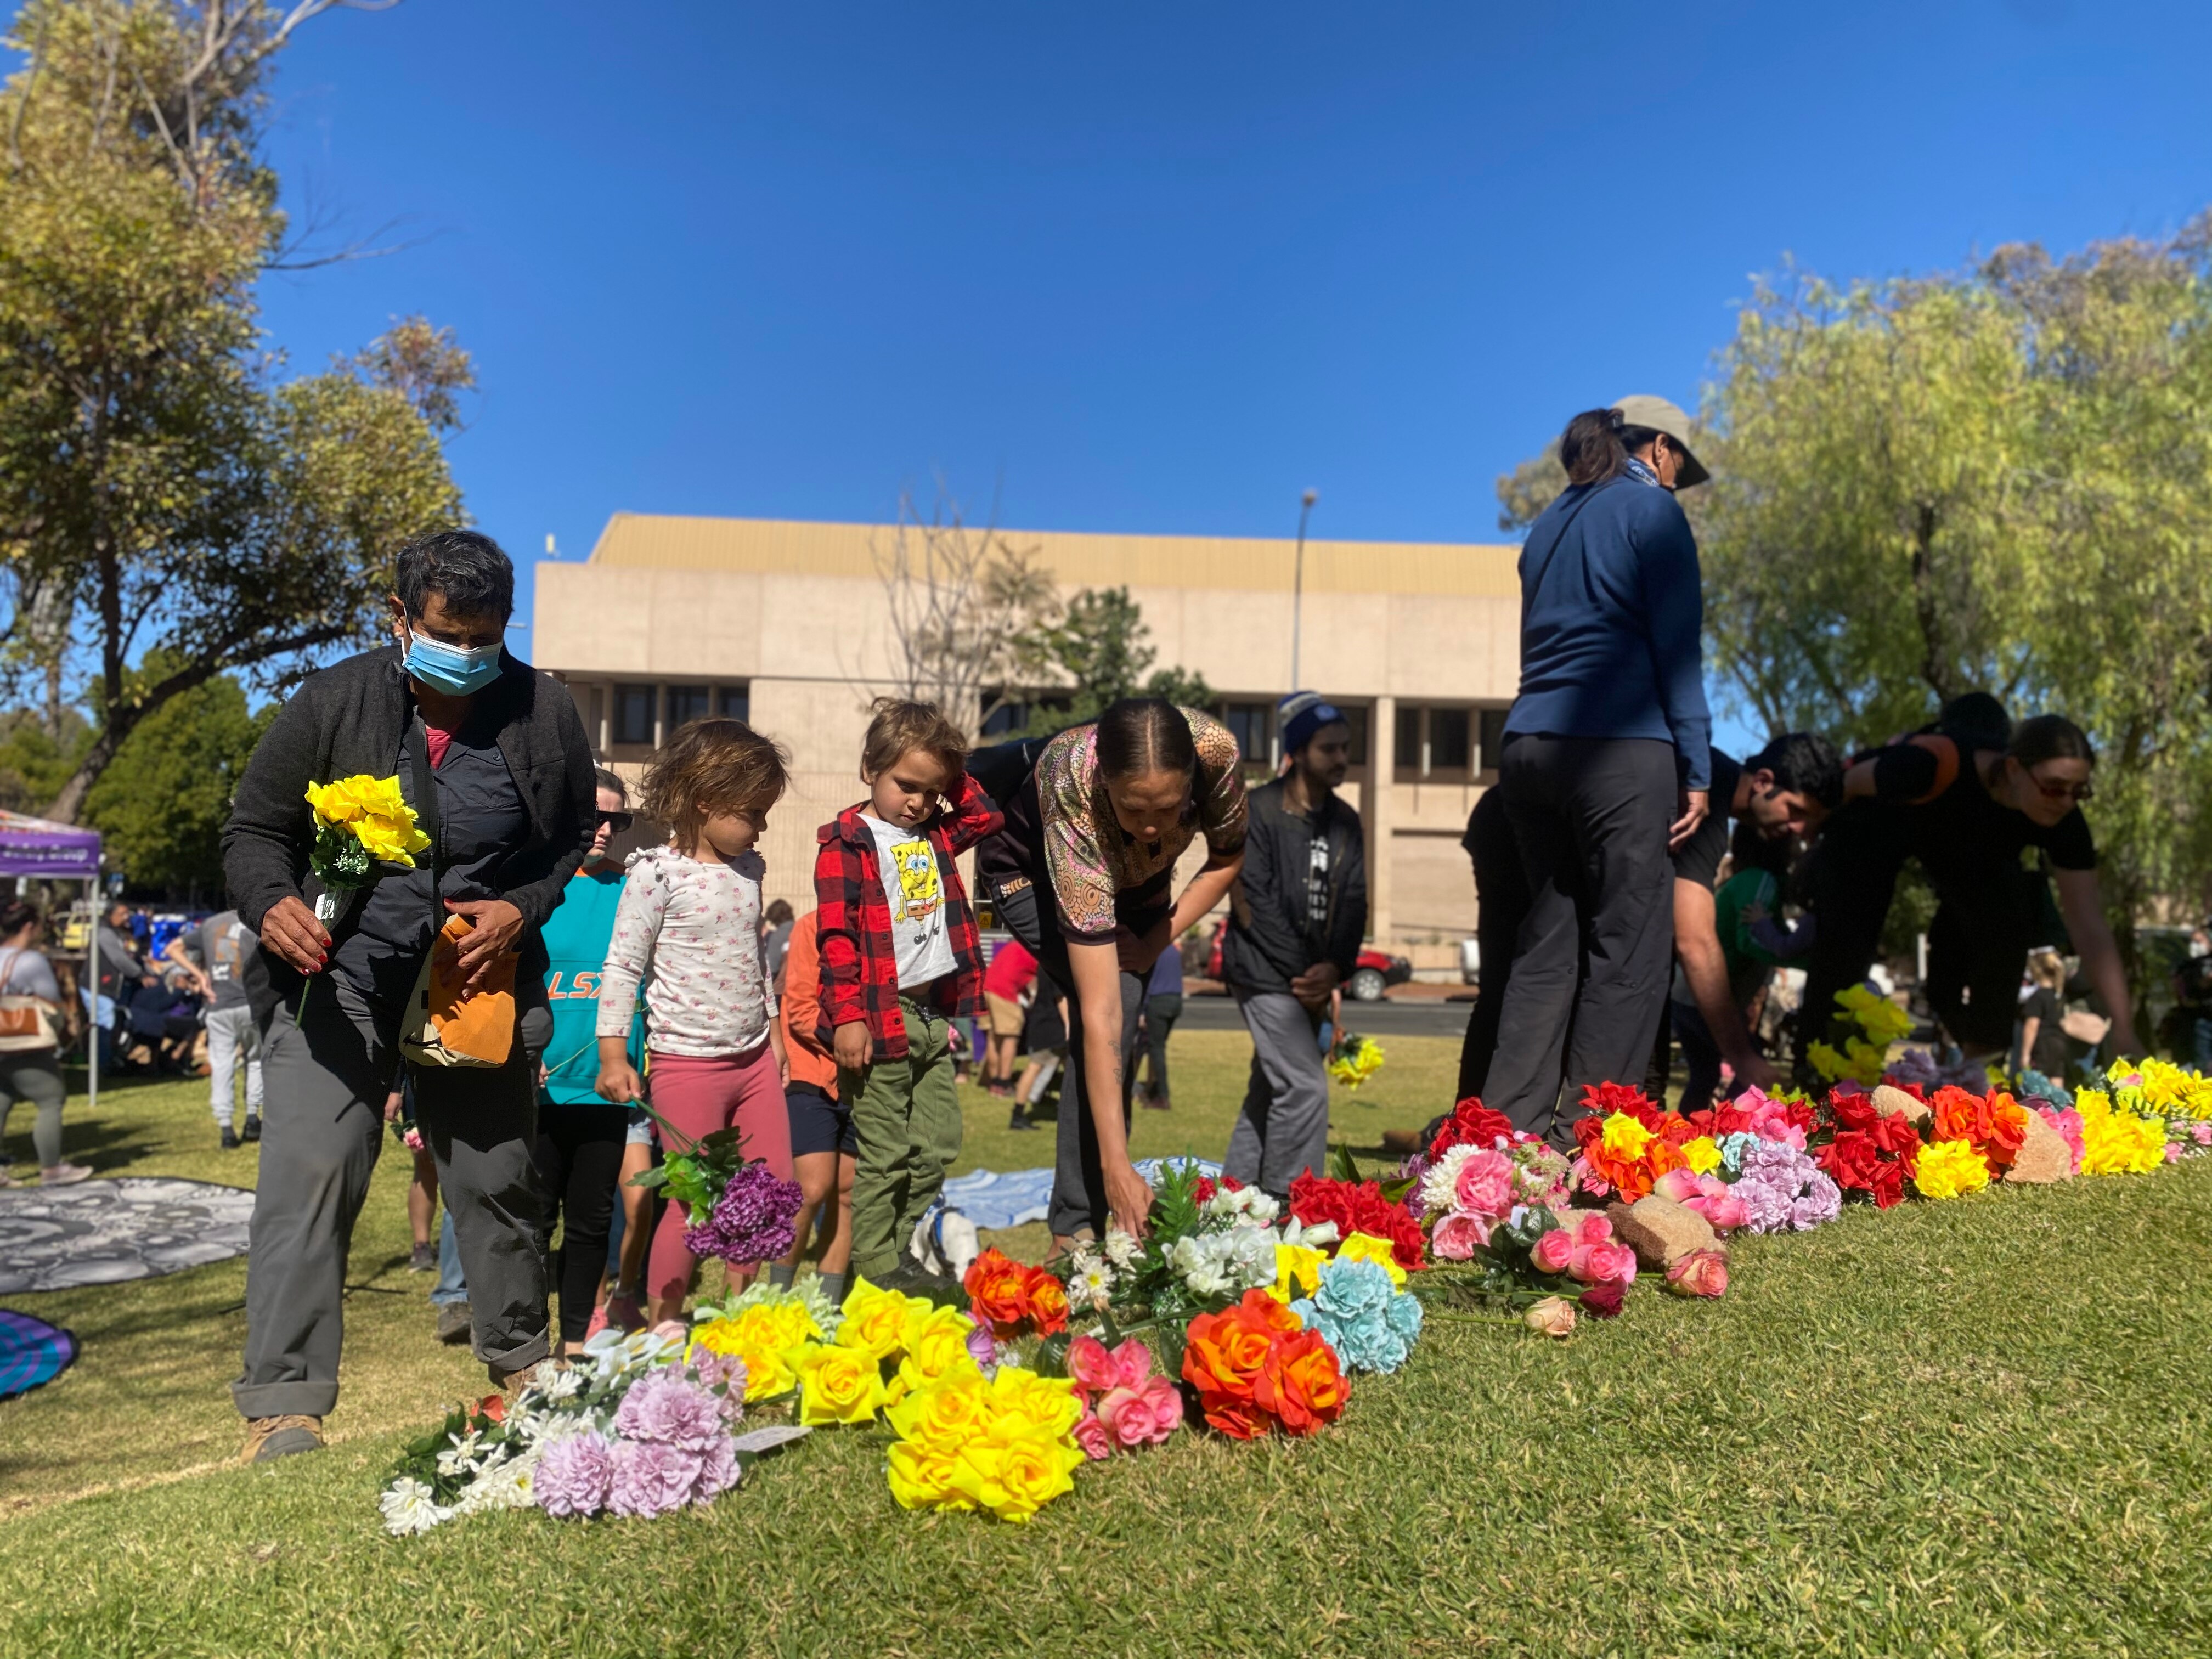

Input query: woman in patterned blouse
[978,698,1247,1243]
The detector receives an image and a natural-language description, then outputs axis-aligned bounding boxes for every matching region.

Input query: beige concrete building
[532,513,1523,950]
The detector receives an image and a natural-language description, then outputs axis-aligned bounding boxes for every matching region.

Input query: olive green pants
[843,1001,962,1279]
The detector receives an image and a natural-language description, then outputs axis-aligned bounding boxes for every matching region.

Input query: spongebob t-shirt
[860,812,959,991]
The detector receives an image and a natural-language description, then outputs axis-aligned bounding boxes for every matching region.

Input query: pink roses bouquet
[1066,1335,1183,1459]
[1530,1210,1639,1290]
[1651,1168,1748,1233]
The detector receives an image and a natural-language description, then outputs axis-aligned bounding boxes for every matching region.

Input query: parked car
[1205,919,1410,1002]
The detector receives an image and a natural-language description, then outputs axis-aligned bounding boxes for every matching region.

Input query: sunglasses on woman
[596,810,634,831]
[2029,772,2092,804]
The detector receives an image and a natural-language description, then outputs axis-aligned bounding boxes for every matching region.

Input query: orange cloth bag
[401,913,516,1068]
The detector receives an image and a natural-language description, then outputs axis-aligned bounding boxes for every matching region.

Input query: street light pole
[1290,488,1318,690]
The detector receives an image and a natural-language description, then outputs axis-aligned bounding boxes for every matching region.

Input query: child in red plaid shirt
[814,701,1001,1285]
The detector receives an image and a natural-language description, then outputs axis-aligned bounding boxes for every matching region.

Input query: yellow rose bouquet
[303,774,431,924]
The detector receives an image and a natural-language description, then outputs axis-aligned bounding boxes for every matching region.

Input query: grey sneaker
[39,1163,93,1186]
[408,1242,437,1273]
[435,1301,473,1345]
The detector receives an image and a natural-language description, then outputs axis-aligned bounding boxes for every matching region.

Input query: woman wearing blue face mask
[220,529,597,1465]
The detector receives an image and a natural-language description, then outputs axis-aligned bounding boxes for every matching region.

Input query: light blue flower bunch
[1290,1255,1423,1374]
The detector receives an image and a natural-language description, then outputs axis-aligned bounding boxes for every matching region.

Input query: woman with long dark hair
[1486,396,1714,1147]
[0,901,86,1187]
[977,698,1246,1242]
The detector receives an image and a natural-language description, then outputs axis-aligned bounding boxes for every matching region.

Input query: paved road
[1175,993,1475,1040]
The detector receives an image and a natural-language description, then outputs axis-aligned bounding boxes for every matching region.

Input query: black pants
[1486,735,1678,1148]
[1137,992,1183,1100]
[993,879,1147,1239]
[1797,804,2037,1062]
[531,1101,627,1345]
[1457,785,1532,1103]
[1795,802,1909,1074]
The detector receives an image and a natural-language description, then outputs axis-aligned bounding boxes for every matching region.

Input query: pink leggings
[646,1046,793,1306]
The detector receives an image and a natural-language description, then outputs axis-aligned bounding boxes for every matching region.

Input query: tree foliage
[1695,226,2212,977]
[1017,585,1213,736]
[82,663,269,895]
[0,0,465,824]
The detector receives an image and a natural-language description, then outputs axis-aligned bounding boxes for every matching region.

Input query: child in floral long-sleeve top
[814,700,1001,1286]
[596,718,792,1322]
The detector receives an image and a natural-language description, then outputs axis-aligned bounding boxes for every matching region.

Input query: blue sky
[230,2,2212,738]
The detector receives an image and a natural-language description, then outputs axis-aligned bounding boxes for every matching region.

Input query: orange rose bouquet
[963,1248,1070,1339]
[1181,1289,1348,1440]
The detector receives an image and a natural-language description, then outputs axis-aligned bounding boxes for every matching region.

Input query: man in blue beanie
[1219,692,1368,1196]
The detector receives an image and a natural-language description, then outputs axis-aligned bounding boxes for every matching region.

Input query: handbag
[0,947,59,1053]
[396,719,518,1069]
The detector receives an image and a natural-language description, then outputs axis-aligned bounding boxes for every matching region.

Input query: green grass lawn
[3,1026,2210,1657]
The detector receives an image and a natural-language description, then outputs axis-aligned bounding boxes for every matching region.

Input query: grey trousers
[232,978,551,1420]
[0,1052,67,1169]
[205,1003,264,1127]
[1045,963,1145,1241]
[1222,990,1330,1197]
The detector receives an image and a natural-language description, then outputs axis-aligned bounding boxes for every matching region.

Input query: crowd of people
[1,392,2138,1464]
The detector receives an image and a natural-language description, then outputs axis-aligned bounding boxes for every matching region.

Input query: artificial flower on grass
[1930,1086,2029,1171]
[836,1277,933,1363]
[1808,984,1912,1086]
[1290,1256,1424,1374]
[1066,1336,1183,1458]
[797,1341,891,1426]
[1570,1084,1691,1200]
[689,1288,827,1401]
[2074,1089,2168,1175]
[1182,1289,1350,1439]
[1912,1136,1993,1200]
[963,1247,1070,1338]
[885,1363,1086,1521]
[1288,1174,1426,1272]
[1814,1086,1923,1210]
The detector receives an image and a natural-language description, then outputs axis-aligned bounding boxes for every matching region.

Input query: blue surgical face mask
[401,624,504,696]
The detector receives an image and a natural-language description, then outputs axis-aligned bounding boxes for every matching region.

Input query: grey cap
[1612,394,1709,488]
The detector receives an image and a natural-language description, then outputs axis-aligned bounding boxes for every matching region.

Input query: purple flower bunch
[533,1365,743,1521]
[682,1161,804,1266]
[1732,1138,1842,1234]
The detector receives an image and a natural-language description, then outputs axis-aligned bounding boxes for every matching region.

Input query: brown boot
[491,1360,546,1404]
[1380,1127,1425,1157]
[239,1414,324,1465]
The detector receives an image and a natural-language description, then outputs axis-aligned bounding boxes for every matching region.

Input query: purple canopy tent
[0,811,104,1111]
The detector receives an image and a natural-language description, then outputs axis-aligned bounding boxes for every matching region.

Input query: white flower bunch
[1277,1216,1340,1250]
[379,1477,453,1537]
[1201,1184,1281,1226]
[1167,1226,1276,1297]
[450,1443,541,1516]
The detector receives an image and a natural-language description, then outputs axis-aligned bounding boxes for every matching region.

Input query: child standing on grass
[816,700,1001,1289]
[771,909,855,1306]
[596,718,794,1324]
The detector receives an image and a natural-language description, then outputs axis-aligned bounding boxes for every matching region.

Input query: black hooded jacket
[1220,777,1367,995]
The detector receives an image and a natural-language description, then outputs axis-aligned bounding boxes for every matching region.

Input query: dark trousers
[532,1101,627,1345]
[1136,992,1183,1101]
[994,879,1147,1239]
[1486,735,1678,1148]
[1457,784,1531,1103]
[1671,1000,1725,1115]
[1795,802,1908,1075]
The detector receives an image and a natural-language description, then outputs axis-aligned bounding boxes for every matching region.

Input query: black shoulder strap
[408,717,444,910]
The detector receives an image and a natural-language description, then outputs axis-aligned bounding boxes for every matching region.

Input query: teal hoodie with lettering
[540,866,642,1105]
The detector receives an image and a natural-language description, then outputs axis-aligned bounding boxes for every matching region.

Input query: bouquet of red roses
[1810,1085,1922,1209]
[1288,1171,1427,1273]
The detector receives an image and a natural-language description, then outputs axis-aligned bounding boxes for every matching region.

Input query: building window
[1338,704,1369,768]
[1478,708,1508,774]
[1393,704,1504,780]
[1429,707,1471,773]
[1220,702,1276,771]
[613,684,656,747]
[718,685,750,724]
[666,685,713,730]
[582,685,605,749]
[1394,705,1421,772]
